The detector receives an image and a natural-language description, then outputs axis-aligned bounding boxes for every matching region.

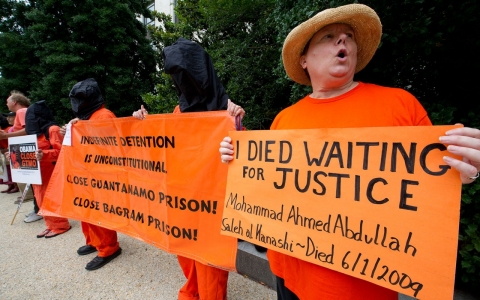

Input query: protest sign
[43,111,238,271]
[8,135,41,184]
[221,125,462,299]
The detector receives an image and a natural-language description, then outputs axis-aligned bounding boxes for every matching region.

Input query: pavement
[0,189,276,300]
[1,188,478,300]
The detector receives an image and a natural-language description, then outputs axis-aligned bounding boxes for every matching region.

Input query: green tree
[0,0,38,107]
[140,10,186,114]
[201,0,292,129]
[0,0,158,123]
[143,0,292,129]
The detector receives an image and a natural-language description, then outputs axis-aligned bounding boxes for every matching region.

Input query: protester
[0,112,11,133]
[0,91,41,222]
[133,37,244,300]
[219,4,480,299]
[1,91,30,139]
[65,78,122,270]
[0,112,15,189]
[1,111,36,204]
[22,100,72,238]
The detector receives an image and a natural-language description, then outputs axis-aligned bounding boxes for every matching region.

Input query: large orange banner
[221,125,462,299]
[43,111,237,271]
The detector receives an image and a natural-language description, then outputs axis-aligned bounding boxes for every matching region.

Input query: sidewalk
[0,190,276,300]
[1,189,478,300]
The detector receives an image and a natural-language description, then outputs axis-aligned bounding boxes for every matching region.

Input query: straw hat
[282,4,382,86]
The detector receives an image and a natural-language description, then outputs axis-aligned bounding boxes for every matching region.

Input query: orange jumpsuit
[268,82,432,300]
[34,126,70,233]
[173,105,229,300]
[0,125,11,148]
[81,107,120,257]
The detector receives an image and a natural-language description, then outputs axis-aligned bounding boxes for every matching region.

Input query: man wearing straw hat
[220,3,480,299]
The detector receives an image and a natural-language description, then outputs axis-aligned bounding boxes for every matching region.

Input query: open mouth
[337,49,347,58]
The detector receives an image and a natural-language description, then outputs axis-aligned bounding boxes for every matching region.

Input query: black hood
[163,38,229,112]
[69,78,104,120]
[25,100,57,140]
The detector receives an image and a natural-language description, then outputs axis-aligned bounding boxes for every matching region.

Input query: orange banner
[221,125,462,299]
[43,111,237,271]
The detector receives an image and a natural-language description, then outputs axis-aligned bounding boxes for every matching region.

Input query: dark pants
[33,196,39,213]
[24,184,39,213]
[276,276,299,300]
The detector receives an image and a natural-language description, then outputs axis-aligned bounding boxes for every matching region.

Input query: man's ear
[299,55,307,69]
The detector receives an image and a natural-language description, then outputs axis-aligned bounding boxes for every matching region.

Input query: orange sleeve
[41,126,64,163]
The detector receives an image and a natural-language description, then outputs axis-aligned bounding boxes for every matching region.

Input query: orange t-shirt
[12,108,27,132]
[268,82,432,300]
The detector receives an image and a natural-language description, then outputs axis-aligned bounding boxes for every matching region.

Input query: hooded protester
[24,100,71,238]
[163,37,229,113]
[67,78,122,270]
[133,38,245,300]
[69,78,107,120]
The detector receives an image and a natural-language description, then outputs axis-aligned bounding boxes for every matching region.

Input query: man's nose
[336,34,347,45]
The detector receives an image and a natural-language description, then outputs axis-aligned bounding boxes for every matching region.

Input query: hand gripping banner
[221,125,462,299]
[43,111,237,271]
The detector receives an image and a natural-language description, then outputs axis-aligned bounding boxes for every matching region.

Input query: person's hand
[36,149,43,161]
[227,99,245,119]
[219,136,235,163]
[440,126,480,184]
[133,105,148,120]
[59,125,67,136]
[59,118,79,136]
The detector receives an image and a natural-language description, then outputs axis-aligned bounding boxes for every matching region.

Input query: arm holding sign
[132,105,148,119]
[227,99,245,118]
[59,118,79,136]
[219,136,235,164]
[34,130,63,163]
[440,126,480,184]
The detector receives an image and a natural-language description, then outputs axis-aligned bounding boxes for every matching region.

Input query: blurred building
[139,0,177,27]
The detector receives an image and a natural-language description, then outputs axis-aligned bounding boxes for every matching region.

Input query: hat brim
[282,4,382,86]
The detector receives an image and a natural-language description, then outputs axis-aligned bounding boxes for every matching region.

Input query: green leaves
[0,0,158,122]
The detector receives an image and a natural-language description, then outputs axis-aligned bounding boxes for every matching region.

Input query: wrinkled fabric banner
[222,125,462,299]
[43,111,237,271]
